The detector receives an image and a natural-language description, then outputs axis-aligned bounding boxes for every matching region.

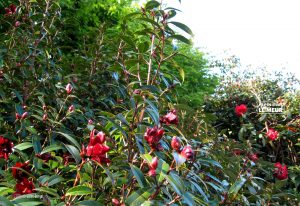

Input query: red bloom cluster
[0,136,14,160]
[181,146,194,161]
[85,129,110,164]
[13,178,35,197]
[12,161,35,197]
[144,126,164,150]
[4,4,16,16]
[266,128,279,141]
[148,157,158,177]
[274,162,288,180]
[235,104,247,116]
[160,109,178,125]
[12,161,31,180]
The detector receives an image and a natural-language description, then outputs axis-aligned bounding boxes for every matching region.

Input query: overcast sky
[164,0,300,79]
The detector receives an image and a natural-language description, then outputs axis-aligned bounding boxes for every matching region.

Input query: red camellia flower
[66,83,73,94]
[12,161,31,180]
[86,129,110,164]
[171,136,181,152]
[266,128,279,141]
[181,146,194,161]
[235,104,247,116]
[160,109,178,125]
[13,178,35,197]
[0,136,14,160]
[4,4,17,16]
[248,153,259,162]
[144,126,164,150]
[273,162,288,180]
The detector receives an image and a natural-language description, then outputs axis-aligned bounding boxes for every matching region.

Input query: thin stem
[147,35,155,85]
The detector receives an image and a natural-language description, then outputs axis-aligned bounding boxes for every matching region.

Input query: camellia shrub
[0,0,226,205]
[204,69,300,205]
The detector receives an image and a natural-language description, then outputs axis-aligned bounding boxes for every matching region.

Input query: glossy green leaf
[130,164,147,188]
[228,176,247,194]
[145,0,160,10]
[169,21,193,35]
[169,34,191,44]
[64,144,81,164]
[66,186,93,196]
[34,187,60,198]
[41,144,63,154]
[55,131,80,149]
[14,142,33,150]
[126,187,155,206]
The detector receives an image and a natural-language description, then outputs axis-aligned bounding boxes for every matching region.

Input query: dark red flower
[273,162,288,180]
[235,104,247,116]
[248,153,258,162]
[267,128,279,141]
[86,130,110,165]
[13,178,35,197]
[35,153,52,162]
[144,126,164,150]
[171,136,181,152]
[181,146,194,161]
[63,153,75,166]
[0,136,14,160]
[12,161,31,181]
[233,149,243,156]
[4,4,17,16]
[160,109,178,125]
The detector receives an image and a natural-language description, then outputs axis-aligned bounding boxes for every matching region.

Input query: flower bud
[171,136,181,152]
[15,21,20,27]
[150,157,158,170]
[148,169,156,177]
[65,83,73,94]
[15,113,21,120]
[88,119,93,124]
[21,112,28,119]
[42,113,47,121]
[112,198,120,206]
[181,146,194,161]
[68,105,74,112]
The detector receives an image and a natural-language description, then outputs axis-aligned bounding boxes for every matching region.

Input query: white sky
[165,0,300,79]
